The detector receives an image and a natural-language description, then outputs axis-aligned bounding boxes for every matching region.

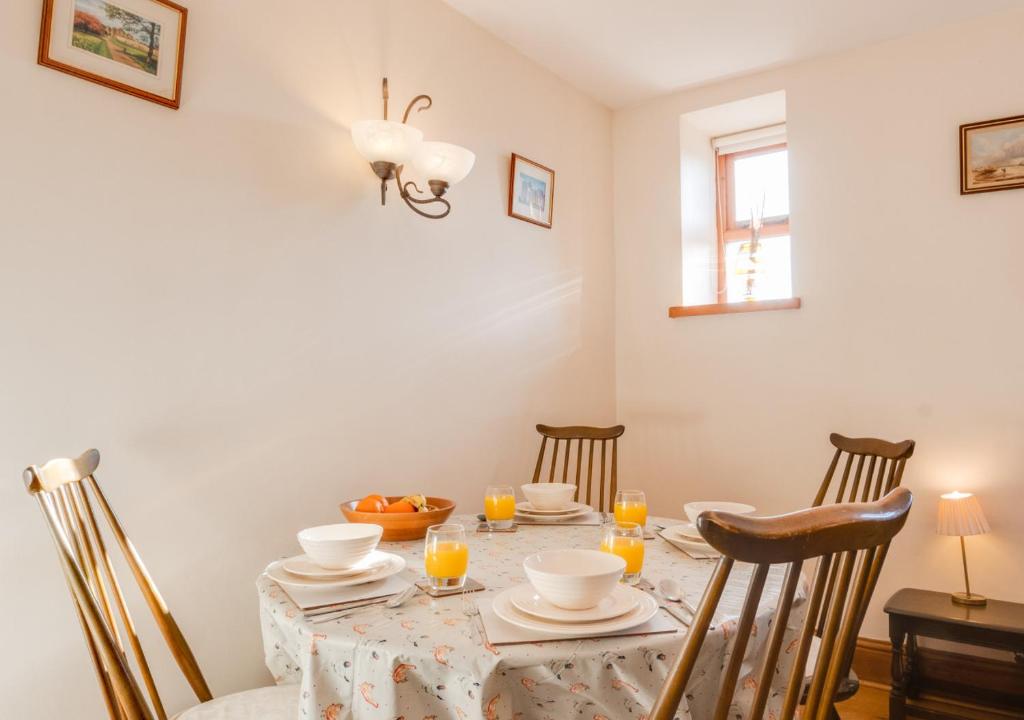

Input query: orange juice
[425,541,469,579]
[484,494,516,521]
[601,536,645,574]
[614,500,648,527]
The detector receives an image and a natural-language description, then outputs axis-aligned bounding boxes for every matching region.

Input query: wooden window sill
[668,297,801,318]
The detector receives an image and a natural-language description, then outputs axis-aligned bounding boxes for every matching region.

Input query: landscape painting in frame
[39,0,187,109]
[508,153,555,228]
[960,114,1024,195]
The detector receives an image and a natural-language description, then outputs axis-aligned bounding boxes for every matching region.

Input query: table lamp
[936,491,990,606]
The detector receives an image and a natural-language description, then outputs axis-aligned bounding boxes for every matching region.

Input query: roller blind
[711,123,787,154]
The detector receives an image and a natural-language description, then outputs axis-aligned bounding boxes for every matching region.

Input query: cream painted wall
[613,8,1024,640]
[0,1,614,717]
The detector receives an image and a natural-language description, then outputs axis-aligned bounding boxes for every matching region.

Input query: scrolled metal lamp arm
[402,94,432,123]
[395,166,451,220]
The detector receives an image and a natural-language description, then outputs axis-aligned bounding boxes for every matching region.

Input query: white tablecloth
[258,515,806,720]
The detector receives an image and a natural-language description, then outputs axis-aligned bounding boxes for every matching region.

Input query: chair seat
[174,684,299,720]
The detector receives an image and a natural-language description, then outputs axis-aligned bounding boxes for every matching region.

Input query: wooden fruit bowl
[339,496,456,542]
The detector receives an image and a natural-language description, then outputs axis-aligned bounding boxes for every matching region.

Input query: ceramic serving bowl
[523,549,625,610]
[520,483,577,511]
[297,523,382,569]
[684,501,757,526]
[339,497,456,541]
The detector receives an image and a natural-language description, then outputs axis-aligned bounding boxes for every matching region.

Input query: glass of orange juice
[614,489,648,529]
[424,524,469,590]
[484,485,516,530]
[601,521,644,585]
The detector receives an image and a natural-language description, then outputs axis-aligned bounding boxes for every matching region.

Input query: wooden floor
[837,683,889,720]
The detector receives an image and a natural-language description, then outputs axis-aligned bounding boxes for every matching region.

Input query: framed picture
[960,114,1024,195]
[508,153,555,228]
[39,0,187,109]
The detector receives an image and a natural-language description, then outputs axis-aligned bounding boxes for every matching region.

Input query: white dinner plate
[266,552,405,589]
[282,551,390,579]
[515,501,592,517]
[492,584,657,636]
[509,583,638,623]
[663,522,704,543]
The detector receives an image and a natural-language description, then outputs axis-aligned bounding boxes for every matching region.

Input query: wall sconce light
[351,78,475,220]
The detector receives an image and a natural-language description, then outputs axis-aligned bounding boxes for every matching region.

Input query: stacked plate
[659,502,757,557]
[491,549,657,636]
[267,522,405,591]
[266,550,405,590]
[492,582,657,635]
[514,500,593,520]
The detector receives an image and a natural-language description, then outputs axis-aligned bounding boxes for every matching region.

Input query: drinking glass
[424,523,469,590]
[483,485,516,530]
[601,521,644,585]
[614,489,648,529]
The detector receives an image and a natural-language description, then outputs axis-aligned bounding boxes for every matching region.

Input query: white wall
[0,2,615,717]
[614,9,1024,640]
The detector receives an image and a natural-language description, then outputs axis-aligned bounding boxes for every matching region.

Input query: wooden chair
[530,424,625,512]
[649,487,913,720]
[24,449,298,720]
[813,433,915,508]
[808,432,916,706]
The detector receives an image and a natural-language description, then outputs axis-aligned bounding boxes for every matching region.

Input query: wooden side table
[885,588,1024,719]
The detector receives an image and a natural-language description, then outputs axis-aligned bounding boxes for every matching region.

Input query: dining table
[258,514,807,720]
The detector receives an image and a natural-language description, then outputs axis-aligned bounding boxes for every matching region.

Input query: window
[716,143,792,303]
[673,94,800,318]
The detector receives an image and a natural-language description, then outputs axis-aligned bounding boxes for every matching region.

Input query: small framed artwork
[960,114,1024,195]
[508,153,555,228]
[39,0,187,109]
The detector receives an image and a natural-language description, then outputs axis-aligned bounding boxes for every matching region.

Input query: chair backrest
[530,424,625,512]
[809,433,915,679]
[648,487,913,720]
[24,449,211,720]
[813,433,915,507]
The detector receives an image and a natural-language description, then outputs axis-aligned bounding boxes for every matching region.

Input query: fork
[461,592,486,642]
[310,584,419,624]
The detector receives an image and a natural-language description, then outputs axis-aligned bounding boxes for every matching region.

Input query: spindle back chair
[813,433,915,508]
[648,487,913,720]
[530,424,625,512]
[24,449,211,720]
[809,432,915,702]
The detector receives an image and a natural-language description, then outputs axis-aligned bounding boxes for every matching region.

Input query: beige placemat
[271,574,411,611]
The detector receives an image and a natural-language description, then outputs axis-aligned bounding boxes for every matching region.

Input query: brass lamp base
[951,591,987,607]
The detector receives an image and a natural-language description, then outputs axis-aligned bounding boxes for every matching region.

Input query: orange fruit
[355,494,388,513]
[384,500,416,513]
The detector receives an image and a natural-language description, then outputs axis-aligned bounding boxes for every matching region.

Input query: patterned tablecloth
[258,515,806,720]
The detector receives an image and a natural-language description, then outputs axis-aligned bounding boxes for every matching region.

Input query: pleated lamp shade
[936,491,990,537]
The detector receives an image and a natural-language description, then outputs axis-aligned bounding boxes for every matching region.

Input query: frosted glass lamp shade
[412,141,476,185]
[351,120,423,164]
[937,491,990,536]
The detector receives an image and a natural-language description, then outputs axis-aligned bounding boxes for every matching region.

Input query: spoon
[657,578,698,616]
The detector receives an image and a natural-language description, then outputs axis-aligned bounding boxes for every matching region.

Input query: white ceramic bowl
[297,523,383,569]
[523,549,625,610]
[684,501,757,526]
[520,483,577,511]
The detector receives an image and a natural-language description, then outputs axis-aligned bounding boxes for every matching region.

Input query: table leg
[889,620,908,720]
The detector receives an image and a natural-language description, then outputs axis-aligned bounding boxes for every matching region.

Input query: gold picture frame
[39,0,187,109]
[960,114,1024,195]
[507,153,555,228]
